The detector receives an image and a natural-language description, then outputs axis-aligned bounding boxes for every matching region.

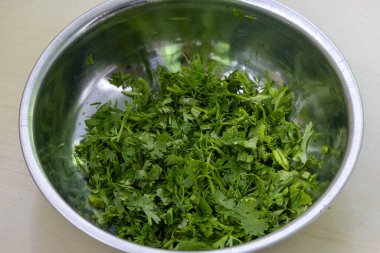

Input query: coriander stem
[116,111,128,142]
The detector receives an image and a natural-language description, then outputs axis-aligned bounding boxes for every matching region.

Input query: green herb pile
[74,56,322,250]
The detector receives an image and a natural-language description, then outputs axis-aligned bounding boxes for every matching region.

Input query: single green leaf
[273,148,289,170]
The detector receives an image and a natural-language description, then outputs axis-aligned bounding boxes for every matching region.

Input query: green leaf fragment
[232,8,257,21]
[175,240,209,250]
[273,148,289,170]
[85,54,95,65]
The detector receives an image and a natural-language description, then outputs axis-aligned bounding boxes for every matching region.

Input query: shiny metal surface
[19,0,363,252]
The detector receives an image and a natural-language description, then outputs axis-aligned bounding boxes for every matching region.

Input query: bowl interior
[32,0,347,236]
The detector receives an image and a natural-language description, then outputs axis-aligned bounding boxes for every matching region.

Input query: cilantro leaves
[74,56,322,250]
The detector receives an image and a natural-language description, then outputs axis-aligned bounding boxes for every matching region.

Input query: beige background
[1,0,379,252]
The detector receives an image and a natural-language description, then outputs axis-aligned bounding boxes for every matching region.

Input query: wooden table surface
[1,0,379,252]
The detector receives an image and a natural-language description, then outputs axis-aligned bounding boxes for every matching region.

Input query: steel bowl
[19,0,363,252]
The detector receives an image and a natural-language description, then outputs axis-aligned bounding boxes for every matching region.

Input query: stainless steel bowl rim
[19,0,363,252]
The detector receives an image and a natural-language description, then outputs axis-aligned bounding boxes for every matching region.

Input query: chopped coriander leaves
[74,55,322,250]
